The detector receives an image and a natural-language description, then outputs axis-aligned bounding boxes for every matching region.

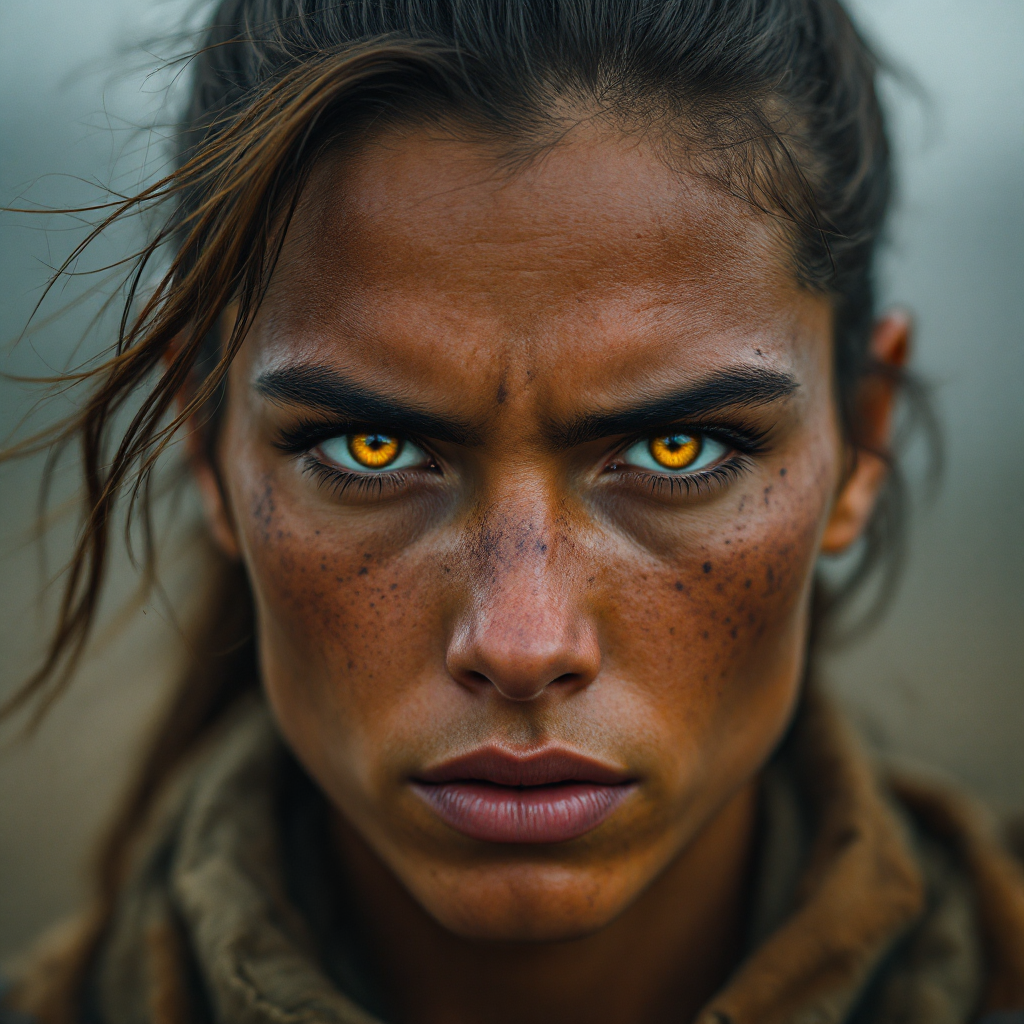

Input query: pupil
[366,435,389,450]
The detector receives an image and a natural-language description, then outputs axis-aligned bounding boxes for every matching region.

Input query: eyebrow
[253,364,482,445]
[551,366,798,448]
[254,362,797,449]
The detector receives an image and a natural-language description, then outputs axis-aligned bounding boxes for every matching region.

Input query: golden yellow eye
[348,433,401,468]
[649,434,701,470]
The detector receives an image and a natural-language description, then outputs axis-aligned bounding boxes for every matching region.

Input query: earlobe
[820,311,911,555]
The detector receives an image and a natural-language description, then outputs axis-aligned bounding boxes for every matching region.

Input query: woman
[4,0,1023,1021]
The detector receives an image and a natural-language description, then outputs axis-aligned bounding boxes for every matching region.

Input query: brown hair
[3,0,931,1013]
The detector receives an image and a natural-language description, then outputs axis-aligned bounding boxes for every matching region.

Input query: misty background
[1,0,1022,962]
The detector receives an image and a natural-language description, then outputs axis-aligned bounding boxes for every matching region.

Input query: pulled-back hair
[4,1,923,1014]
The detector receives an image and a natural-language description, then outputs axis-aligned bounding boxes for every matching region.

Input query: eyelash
[300,455,417,498]
[613,456,753,497]
[277,419,769,499]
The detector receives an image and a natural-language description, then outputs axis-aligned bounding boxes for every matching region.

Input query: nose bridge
[446,487,600,701]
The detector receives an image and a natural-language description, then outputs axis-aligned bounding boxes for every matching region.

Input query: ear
[820,311,911,555]
[191,433,242,561]
[170,334,243,561]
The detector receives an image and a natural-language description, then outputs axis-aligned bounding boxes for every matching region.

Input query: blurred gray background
[1,0,1022,964]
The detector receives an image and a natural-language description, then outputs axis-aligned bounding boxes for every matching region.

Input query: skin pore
[196,123,907,1024]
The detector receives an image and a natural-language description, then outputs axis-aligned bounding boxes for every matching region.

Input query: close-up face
[206,124,867,943]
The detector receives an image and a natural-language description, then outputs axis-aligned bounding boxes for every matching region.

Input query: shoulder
[851,769,1024,1023]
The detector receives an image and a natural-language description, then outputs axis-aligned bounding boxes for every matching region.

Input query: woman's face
[207,126,873,941]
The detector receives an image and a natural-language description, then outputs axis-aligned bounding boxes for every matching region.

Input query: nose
[445,514,601,702]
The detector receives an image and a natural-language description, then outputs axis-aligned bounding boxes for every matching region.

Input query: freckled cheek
[236,497,446,728]
[597,488,827,727]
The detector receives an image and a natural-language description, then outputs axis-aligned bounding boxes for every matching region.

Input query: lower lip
[412,781,634,844]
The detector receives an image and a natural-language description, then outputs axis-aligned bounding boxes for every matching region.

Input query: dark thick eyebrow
[551,367,798,448]
[253,365,482,445]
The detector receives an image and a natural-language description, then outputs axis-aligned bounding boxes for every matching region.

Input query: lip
[411,747,636,844]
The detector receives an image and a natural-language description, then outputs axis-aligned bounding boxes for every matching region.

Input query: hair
[3,0,929,1015]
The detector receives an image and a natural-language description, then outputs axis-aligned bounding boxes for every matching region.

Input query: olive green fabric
[11,689,1024,1023]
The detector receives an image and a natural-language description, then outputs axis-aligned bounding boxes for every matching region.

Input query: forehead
[250,125,829,404]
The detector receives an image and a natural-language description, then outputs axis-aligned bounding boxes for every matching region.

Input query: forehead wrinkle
[299,127,789,292]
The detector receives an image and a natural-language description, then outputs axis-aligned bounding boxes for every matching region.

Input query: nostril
[551,672,580,686]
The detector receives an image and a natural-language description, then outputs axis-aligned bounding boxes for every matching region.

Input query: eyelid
[275,418,429,455]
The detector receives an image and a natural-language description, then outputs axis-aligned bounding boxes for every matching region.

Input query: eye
[619,432,728,474]
[318,432,428,473]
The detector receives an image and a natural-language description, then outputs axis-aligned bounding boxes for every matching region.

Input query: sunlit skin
[195,123,907,1024]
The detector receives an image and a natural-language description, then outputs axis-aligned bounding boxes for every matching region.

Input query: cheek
[234,473,449,745]
[595,464,833,762]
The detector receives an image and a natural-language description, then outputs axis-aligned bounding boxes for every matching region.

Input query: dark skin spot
[703,562,713,574]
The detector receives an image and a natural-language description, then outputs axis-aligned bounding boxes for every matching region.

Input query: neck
[332,780,758,1024]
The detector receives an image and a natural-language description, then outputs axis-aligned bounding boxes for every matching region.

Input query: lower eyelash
[617,456,751,497]
[302,456,410,498]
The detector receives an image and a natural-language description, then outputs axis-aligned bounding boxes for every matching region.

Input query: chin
[408,861,636,943]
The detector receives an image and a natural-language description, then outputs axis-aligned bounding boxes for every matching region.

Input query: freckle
[779,467,787,477]
[702,562,712,573]
[730,628,738,639]
[669,627,675,635]
[755,348,762,356]
[674,581,685,591]
[390,583,397,590]
[701,630,709,639]
[363,552,373,560]
[347,660,354,670]
[358,566,369,576]
[744,579,752,588]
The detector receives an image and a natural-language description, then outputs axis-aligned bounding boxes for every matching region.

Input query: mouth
[411,747,637,844]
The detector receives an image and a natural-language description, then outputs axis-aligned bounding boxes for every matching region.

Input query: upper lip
[413,747,633,787]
